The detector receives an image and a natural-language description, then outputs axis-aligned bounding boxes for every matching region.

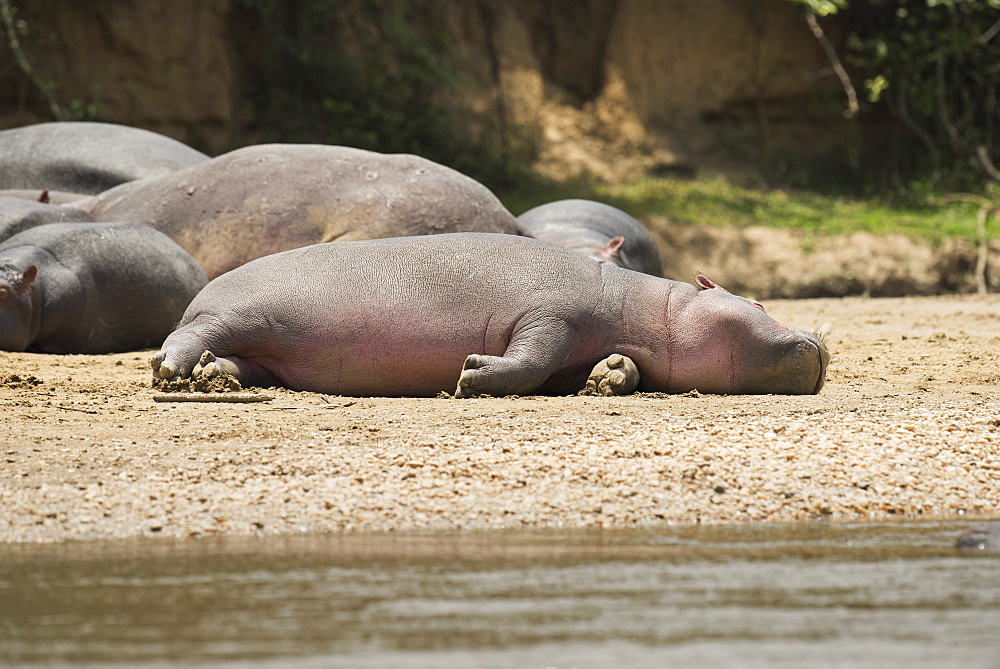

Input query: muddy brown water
[2,521,999,667]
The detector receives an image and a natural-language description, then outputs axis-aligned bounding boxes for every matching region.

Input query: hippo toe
[580,354,640,396]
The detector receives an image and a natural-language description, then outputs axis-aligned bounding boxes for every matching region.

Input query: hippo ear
[19,265,38,290]
[695,274,717,290]
[595,237,625,264]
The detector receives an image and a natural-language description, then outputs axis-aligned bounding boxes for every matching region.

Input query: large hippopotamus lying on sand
[152,233,828,397]
[71,144,522,278]
[0,122,209,194]
[517,199,663,276]
[0,222,207,353]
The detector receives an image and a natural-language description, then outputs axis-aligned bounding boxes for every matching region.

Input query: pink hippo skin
[72,144,521,279]
[517,199,663,276]
[151,233,828,397]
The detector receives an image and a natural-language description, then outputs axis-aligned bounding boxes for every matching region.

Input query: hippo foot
[454,354,486,398]
[579,354,640,396]
[150,350,176,380]
[191,351,243,392]
[151,350,243,393]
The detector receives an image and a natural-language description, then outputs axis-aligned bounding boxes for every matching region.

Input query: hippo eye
[749,299,766,312]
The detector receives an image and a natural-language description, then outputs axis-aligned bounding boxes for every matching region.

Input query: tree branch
[804,9,858,117]
[0,0,66,120]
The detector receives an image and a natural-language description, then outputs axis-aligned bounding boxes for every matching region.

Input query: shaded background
[3,0,999,296]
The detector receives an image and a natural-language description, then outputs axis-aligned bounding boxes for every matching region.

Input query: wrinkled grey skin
[0,122,209,194]
[73,144,522,279]
[0,196,93,243]
[956,521,1000,551]
[152,233,828,397]
[0,222,207,353]
[517,199,663,276]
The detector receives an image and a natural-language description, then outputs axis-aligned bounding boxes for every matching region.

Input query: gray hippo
[151,233,828,397]
[956,521,1000,551]
[71,144,522,278]
[0,122,209,194]
[517,199,663,276]
[0,222,207,353]
[0,196,93,243]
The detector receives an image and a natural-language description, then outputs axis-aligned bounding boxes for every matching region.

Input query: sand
[1,294,998,543]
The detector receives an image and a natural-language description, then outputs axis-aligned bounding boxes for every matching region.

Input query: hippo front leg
[454,319,573,398]
[579,354,640,396]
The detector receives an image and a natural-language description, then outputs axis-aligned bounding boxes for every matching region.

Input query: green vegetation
[504,175,983,244]
[795,0,1000,192]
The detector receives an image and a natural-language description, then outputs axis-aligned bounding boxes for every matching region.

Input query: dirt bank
[1,294,998,543]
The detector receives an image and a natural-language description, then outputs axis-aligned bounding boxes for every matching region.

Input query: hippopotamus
[71,144,522,278]
[0,196,93,242]
[956,521,1000,551]
[151,233,828,397]
[517,199,663,276]
[0,122,209,194]
[0,222,207,353]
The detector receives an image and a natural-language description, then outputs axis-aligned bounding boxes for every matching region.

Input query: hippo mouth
[802,330,830,394]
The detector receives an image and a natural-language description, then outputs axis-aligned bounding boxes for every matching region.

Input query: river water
[2,520,998,667]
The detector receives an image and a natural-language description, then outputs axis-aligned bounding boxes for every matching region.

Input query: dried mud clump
[1,373,43,389]
[152,374,242,393]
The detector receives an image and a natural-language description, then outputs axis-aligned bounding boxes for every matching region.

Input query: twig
[805,10,858,117]
[0,0,66,120]
[980,18,1000,45]
[976,145,1000,182]
[153,393,274,403]
[56,405,99,414]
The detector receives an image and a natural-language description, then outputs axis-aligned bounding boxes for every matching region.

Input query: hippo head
[0,263,37,352]
[664,275,829,395]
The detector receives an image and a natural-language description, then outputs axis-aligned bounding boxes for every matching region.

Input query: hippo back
[518,199,663,276]
[0,196,93,244]
[0,122,209,194]
[81,144,522,278]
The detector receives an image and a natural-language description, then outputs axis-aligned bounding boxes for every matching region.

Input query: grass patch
[502,174,983,245]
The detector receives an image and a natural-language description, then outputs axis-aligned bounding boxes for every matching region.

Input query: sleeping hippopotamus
[517,199,663,276]
[0,222,207,353]
[0,196,93,242]
[71,144,522,278]
[151,233,828,397]
[0,122,209,194]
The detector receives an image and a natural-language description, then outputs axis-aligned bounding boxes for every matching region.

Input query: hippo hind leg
[153,344,280,390]
[454,319,574,397]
